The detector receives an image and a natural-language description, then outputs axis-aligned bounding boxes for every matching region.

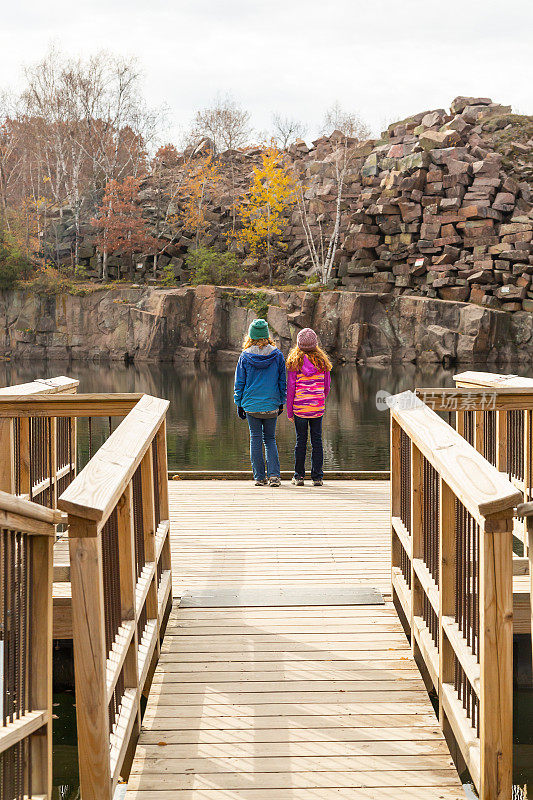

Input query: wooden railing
[389,390,520,800]
[416,381,533,561]
[0,491,60,799]
[0,377,79,505]
[0,386,147,514]
[57,394,172,800]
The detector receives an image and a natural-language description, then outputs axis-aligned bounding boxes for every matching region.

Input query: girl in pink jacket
[286,328,332,486]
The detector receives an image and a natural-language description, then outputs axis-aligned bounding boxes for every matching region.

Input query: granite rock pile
[50,97,533,313]
[291,97,533,312]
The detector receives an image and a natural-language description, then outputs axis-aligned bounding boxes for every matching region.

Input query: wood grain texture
[125,479,465,799]
[58,395,169,523]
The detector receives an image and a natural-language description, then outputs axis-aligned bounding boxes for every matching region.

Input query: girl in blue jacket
[234,319,287,486]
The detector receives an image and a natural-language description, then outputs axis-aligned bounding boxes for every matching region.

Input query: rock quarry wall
[2,285,533,366]
[50,96,533,315]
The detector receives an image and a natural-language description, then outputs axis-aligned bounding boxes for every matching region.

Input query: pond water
[0,359,463,472]
[1,358,532,796]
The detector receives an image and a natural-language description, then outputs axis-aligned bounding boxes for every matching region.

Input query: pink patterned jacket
[287,356,331,419]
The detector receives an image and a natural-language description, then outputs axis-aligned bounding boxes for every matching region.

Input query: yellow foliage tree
[172,153,221,247]
[233,147,298,285]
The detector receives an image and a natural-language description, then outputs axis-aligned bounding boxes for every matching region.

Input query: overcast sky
[1,0,531,144]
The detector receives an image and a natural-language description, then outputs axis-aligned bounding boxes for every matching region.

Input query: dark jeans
[293,415,323,480]
[246,414,280,480]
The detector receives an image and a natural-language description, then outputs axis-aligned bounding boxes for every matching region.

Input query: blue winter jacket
[234,346,287,413]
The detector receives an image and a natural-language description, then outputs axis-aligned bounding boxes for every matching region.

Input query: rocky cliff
[49,96,533,315]
[3,285,533,366]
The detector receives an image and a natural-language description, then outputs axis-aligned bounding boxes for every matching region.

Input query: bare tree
[321,101,371,140]
[0,92,23,230]
[20,47,162,273]
[297,138,350,286]
[189,95,251,154]
[271,114,307,149]
[186,95,251,232]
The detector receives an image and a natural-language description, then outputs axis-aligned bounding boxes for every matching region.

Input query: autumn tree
[91,177,157,281]
[321,101,371,140]
[233,147,298,285]
[173,153,221,247]
[271,114,307,149]
[16,47,160,266]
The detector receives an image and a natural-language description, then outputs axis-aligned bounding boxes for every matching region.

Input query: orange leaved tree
[91,177,157,281]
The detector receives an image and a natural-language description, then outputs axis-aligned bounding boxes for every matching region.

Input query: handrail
[57,394,172,800]
[0,375,80,505]
[455,371,533,388]
[0,376,79,396]
[0,393,143,417]
[389,392,521,521]
[0,387,142,511]
[0,491,55,799]
[58,394,169,525]
[388,390,517,800]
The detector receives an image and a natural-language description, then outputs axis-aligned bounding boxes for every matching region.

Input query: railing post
[391,418,401,604]
[155,419,171,573]
[524,411,532,557]
[117,484,142,757]
[19,417,30,496]
[479,512,513,800]
[68,516,112,800]
[474,410,484,455]
[29,530,53,797]
[438,479,458,754]
[528,516,533,678]
[0,419,15,493]
[141,449,160,631]
[496,410,507,473]
[410,442,423,643]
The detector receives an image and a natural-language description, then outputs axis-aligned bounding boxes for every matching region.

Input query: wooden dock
[51,479,531,637]
[125,480,466,799]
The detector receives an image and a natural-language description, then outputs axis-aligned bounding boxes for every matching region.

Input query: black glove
[277,405,284,416]
[238,406,246,420]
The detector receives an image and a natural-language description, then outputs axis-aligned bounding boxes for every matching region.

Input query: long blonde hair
[286,344,332,373]
[242,335,276,350]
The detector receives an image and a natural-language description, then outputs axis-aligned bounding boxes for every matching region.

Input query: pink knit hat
[297,328,319,352]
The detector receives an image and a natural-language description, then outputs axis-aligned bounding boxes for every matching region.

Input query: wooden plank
[454,371,533,388]
[0,393,142,417]
[59,396,169,524]
[125,789,466,800]
[126,600,464,799]
[0,490,63,526]
[0,376,79,395]
[0,710,48,755]
[68,517,111,800]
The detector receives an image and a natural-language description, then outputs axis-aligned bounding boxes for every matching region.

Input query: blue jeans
[294,415,324,480]
[246,415,280,480]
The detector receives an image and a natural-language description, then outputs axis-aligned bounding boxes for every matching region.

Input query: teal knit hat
[248,319,269,340]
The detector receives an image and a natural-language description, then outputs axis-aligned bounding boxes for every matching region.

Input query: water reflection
[0,360,460,471]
